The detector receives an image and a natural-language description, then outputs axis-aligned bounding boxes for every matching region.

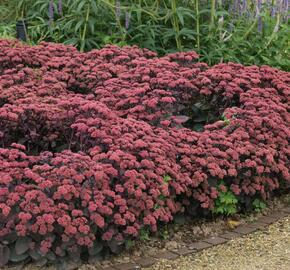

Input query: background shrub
[0,39,289,266]
[0,0,289,70]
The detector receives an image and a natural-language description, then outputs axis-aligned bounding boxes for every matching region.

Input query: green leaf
[88,18,95,34]
[1,232,17,244]
[199,9,211,15]
[176,7,196,21]
[15,236,31,255]
[46,251,56,261]
[75,20,84,33]
[125,239,135,250]
[91,0,98,14]
[9,247,29,262]
[193,123,204,132]
[176,10,184,26]
[163,175,171,183]
[140,228,150,241]
[76,0,86,13]
[179,28,197,39]
[28,249,42,261]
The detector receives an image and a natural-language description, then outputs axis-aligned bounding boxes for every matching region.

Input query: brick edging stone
[102,206,290,270]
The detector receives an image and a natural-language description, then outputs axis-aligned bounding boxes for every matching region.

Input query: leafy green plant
[125,239,135,250]
[0,1,289,69]
[213,183,239,216]
[154,193,167,210]
[221,114,230,126]
[163,175,171,184]
[252,198,267,212]
[159,226,170,240]
[139,228,150,241]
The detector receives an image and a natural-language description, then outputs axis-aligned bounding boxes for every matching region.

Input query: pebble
[165,241,179,250]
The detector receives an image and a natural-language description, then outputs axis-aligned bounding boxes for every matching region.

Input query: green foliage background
[0,0,289,70]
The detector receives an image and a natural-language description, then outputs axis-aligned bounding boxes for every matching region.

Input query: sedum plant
[0,39,289,267]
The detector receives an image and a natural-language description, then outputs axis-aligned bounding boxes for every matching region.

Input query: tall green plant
[0,0,289,70]
[195,0,200,52]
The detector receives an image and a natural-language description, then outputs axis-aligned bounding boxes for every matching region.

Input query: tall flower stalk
[58,0,63,17]
[241,0,247,14]
[48,0,54,25]
[125,11,131,30]
[116,0,121,20]
[257,0,263,32]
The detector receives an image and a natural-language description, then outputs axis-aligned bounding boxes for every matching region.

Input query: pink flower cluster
[0,39,289,263]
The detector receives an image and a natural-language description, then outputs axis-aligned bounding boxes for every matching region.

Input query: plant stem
[138,0,142,25]
[22,18,30,43]
[80,1,90,52]
[242,18,257,40]
[210,0,216,30]
[195,0,200,52]
[171,0,182,51]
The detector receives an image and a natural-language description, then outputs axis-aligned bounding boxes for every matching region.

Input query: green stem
[171,0,182,51]
[195,0,200,52]
[272,0,275,6]
[22,18,30,43]
[210,0,216,30]
[154,0,160,12]
[18,0,25,19]
[242,18,257,40]
[80,2,90,52]
[138,0,142,25]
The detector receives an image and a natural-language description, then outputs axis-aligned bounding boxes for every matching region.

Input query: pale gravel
[146,216,290,270]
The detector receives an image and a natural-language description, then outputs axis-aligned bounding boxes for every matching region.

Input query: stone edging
[102,206,290,270]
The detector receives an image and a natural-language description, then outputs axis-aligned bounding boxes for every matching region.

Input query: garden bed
[0,39,289,268]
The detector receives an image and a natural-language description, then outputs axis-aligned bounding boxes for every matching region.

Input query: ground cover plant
[0,39,289,267]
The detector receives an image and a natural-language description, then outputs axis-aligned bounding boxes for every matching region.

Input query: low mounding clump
[0,39,289,266]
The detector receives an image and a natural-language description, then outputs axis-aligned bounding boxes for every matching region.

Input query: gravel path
[146,216,290,270]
